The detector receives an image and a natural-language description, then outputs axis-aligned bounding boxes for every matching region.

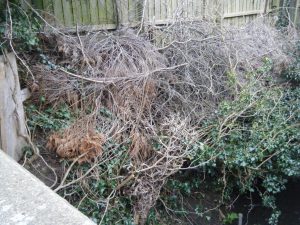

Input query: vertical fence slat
[28,0,287,29]
[120,0,129,24]
[296,0,300,26]
[193,0,200,18]
[223,0,227,17]
[242,0,245,12]
[72,0,82,25]
[90,0,99,24]
[206,0,211,18]
[128,0,138,24]
[62,0,74,26]
[98,0,107,24]
[258,0,262,11]
[148,0,155,22]
[244,0,248,24]
[164,0,169,19]
[188,0,194,18]
[160,0,166,20]
[155,0,161,22]
[106,0,116,24]
[171,0,176,19]
[167,0,172,20]
[184,0,188,18]
[53,0,64,25]
[144,0,149,22]
[80,0,91,25]
[128,0,133,23]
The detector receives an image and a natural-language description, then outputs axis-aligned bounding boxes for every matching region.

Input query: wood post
[0,53,29,161]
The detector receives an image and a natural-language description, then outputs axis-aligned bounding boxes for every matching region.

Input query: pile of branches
[29,18,296,224]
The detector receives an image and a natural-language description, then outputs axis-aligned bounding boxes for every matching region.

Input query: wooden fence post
[0,53,29,161]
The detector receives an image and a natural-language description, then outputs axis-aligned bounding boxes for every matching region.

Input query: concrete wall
[0,150,96,225]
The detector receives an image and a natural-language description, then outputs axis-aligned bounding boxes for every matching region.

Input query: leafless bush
[157,18,295,112]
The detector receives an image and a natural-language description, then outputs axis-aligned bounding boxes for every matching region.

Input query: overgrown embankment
[1,3,300,225]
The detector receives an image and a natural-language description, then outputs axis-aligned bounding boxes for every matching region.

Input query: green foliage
[60,140,134,224]
[283,41,300,83]
[192,86,300,224]
[223,212,239,224]
[25,103,74,132]
[0,2,42,52]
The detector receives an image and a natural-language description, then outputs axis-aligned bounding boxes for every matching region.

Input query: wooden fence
[27,0,298,29]
[288,0,300,26]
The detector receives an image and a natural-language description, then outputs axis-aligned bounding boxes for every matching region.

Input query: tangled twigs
[128,116,199,224]
[27,16,298,224]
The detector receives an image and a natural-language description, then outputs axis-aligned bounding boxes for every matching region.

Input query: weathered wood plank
[98,0,107,24]
[170,0,177,18]
[72,0,83,25]
[119,0,129,24]
[241,0,245,12]
[295,0,300,26]
[166,0,172,19]
[128,0,133,23]
[62,0,74,26]
[184,0,188,18]
[143,0,149,22]
[161,0,167,20]
[80,0,91,25]
[223,0,228,16]
[155,0,161,21]
[106,0,116,24]
[53,0,64,26]
[148,0,155,22]
[90,0,99,24]
[187,0,193,18]
[223,9,264,18]
[193,0,200,18]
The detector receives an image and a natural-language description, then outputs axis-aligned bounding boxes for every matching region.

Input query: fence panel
[222,0,268,25]
[28,0,297,29]
[289,0,300,26]
[31,0,117,29]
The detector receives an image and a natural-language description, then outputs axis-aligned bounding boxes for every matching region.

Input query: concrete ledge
[0,150,96,225]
